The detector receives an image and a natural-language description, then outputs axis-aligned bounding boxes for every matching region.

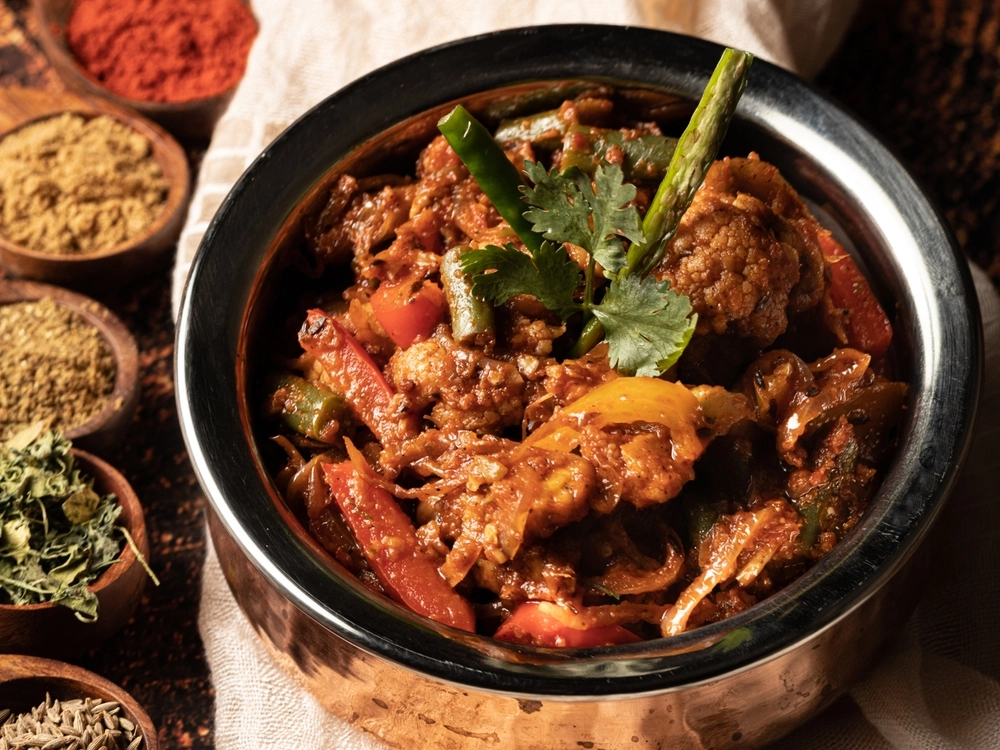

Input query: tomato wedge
[322,461,476,632]
[494,602,642,648]
[299,309,420,446]
[819,232,893,359]
[370,279,446,349]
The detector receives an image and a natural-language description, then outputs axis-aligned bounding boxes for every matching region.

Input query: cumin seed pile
[0,298,115,440]
[0,695,143,750]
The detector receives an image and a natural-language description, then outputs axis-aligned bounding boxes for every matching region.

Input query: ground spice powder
[67,0,258,104]
[0,112,169,254]
[0,298,116,439]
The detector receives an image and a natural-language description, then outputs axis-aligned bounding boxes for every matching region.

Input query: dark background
[1,0,998,746]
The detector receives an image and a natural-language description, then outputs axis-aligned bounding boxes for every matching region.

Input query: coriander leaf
[521,161,642,275]
[460,242,582,321]
[592,274,697,377]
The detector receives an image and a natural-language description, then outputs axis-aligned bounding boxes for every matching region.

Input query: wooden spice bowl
[0,87,190,294]
[0,655,158,750]
[0,450,150,661]
[31,0,256,142]
[0,279,139,454]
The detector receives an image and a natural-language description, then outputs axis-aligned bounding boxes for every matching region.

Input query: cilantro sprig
[459,163,696,376]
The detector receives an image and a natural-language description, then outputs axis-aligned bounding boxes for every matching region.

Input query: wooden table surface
[1,0,997,747]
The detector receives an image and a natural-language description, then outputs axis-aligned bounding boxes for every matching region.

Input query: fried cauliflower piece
[656,154,826,347]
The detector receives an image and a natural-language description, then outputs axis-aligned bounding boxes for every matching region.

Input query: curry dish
[262,82,906,647]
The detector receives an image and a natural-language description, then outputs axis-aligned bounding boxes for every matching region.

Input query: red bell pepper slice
[370,279,446,349]
[299,309,420,446]
[819,232,893,359]
[322,461,476,632]
[494,602,642,648]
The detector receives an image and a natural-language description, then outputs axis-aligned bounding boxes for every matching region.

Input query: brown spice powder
[0,112,169,254]
[0,298,116,438]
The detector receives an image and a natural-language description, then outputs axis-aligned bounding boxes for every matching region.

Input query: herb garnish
[461,162,696,377]
[0,426,134,620]
[437,48,753,376]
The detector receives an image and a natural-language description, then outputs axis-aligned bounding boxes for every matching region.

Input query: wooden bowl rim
[30,0,258,111]
[0,101,190,263]
[0,279,139,443]
[0,448,146,614]
[0,654,158,750]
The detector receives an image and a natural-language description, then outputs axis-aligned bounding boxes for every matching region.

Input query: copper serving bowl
[175,27,982,749]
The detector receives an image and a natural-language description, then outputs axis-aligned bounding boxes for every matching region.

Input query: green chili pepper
[441,246,495,346]
[437,105,545,252]
[793,436,860,551]
[264,372,351,444]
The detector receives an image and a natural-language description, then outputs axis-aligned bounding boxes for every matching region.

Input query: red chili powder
[66,0,258,104]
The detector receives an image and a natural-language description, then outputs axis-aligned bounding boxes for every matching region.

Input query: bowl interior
[177,26,981,696]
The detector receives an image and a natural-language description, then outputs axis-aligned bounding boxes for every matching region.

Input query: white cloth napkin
[175,2,1000,748]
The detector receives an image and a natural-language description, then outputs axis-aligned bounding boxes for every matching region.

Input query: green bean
[437,105,544,252]
[441,246,495,346]
[570,317,605,359]
[798,502,822,551]
[264,371,350,443]
[494,110,568,151]
[559,126,677,181]
[626,48,753,278]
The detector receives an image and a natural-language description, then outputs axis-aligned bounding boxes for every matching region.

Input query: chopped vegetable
[321,459,476,632]
[298,310,420,446]
[818,232,893,358]
[494,602,642,647]
[437,104,545,252]
[518,377,704,460]
[440,246,495,346]
[494,109,568,150]
[263,371,350,443]
[370,278,446,349]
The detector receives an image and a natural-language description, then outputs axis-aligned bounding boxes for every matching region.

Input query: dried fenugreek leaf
[0,430,124,619]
